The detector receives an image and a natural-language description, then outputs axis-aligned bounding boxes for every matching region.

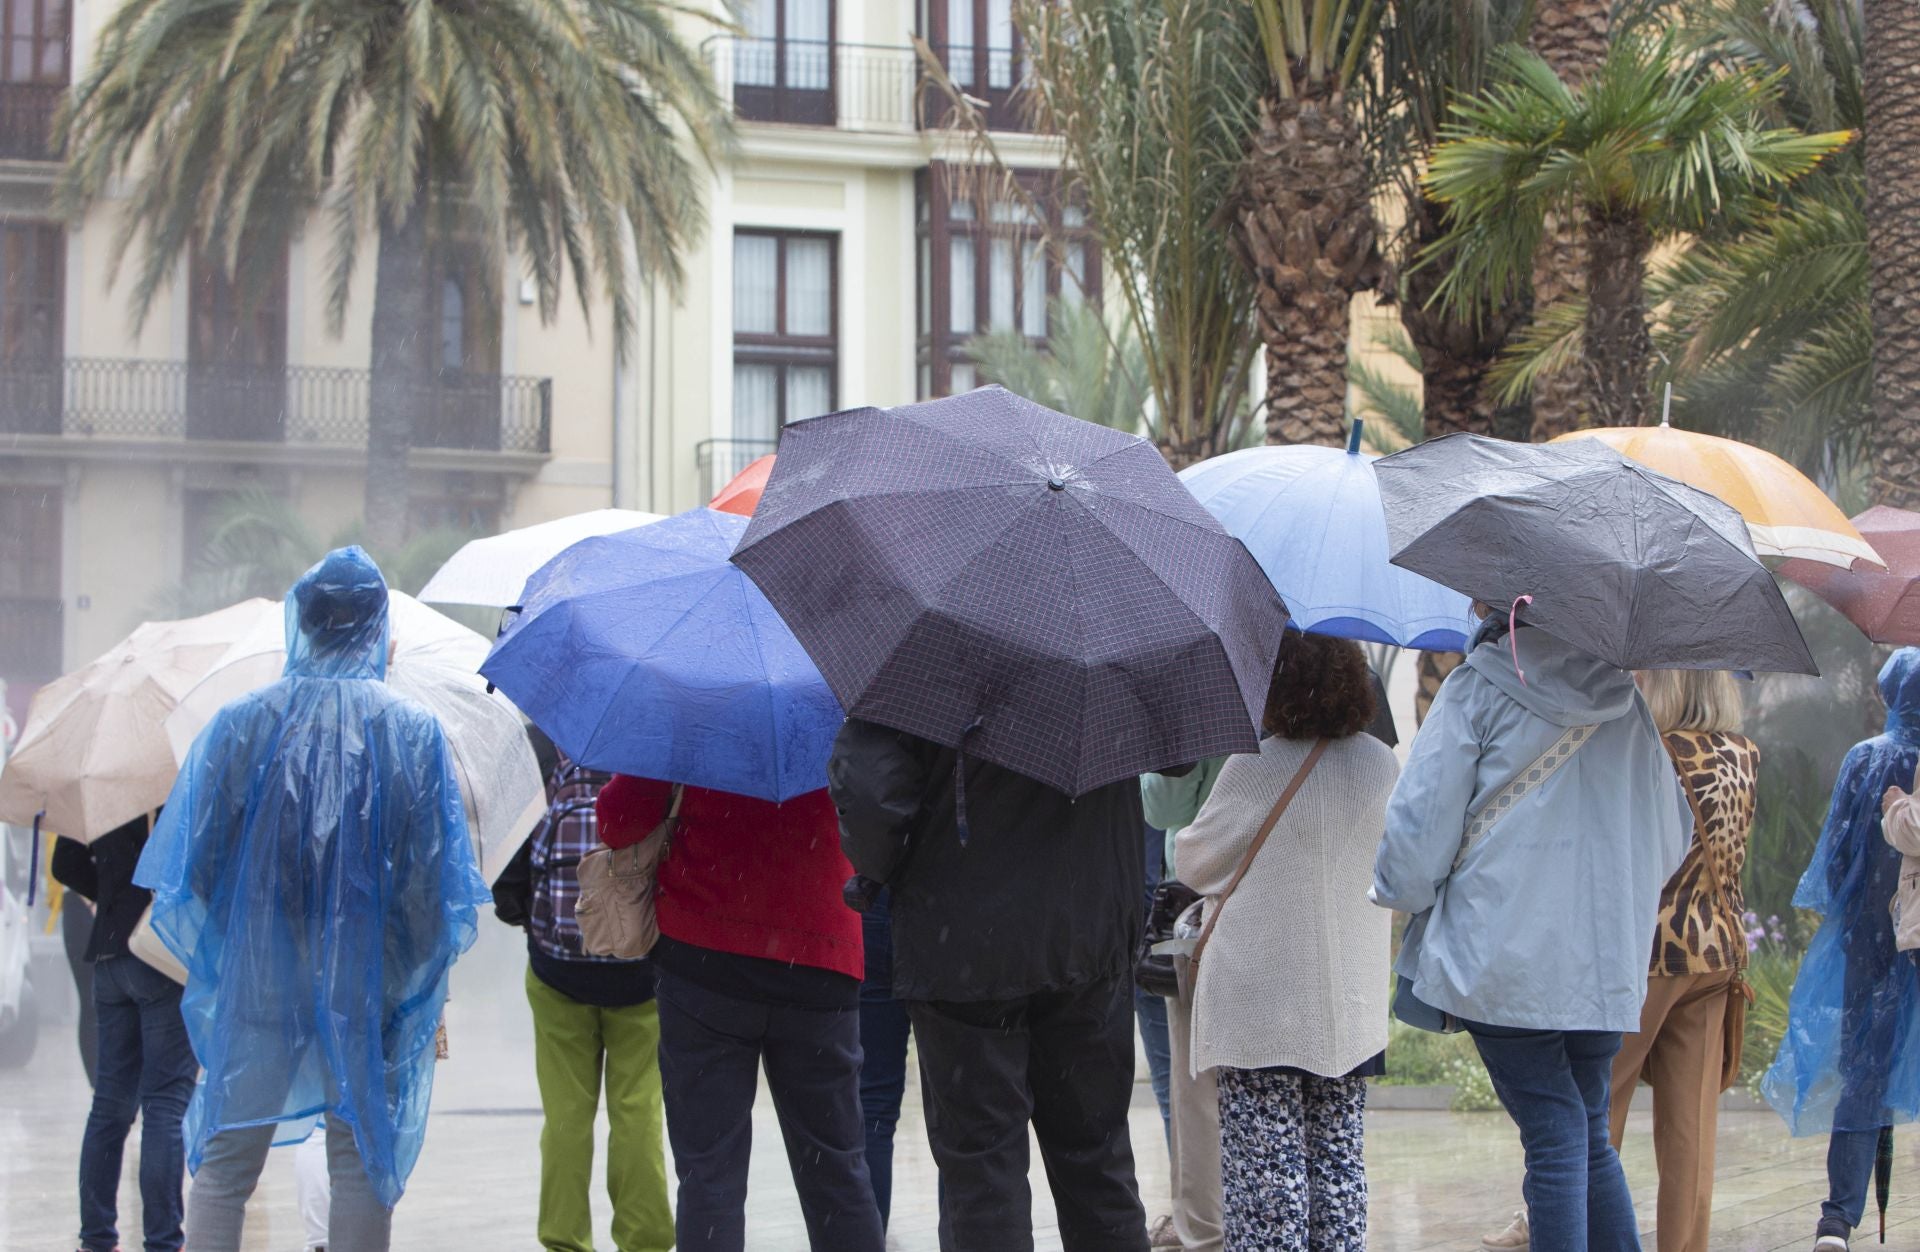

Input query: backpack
[573,785,681,959]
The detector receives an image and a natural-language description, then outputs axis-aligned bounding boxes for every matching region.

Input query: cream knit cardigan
[1175,733,1399,1077]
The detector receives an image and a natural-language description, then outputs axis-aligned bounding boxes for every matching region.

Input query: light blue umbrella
[480,508,842,802]
[1180,423,1474,651]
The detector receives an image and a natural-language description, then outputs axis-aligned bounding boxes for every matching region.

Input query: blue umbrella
[480,508,842,802]
[1179,422,1474,651]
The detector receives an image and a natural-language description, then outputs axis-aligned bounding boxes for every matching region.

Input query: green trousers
[526,965,674,1252]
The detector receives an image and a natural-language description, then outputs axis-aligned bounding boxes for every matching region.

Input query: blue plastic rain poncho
[1764,649,1920,1137]
[135,548,489,1205]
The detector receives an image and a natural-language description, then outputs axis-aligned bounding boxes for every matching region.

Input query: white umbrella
[418,509,666,608]
[0,599,279,840]
[166,592,546,881]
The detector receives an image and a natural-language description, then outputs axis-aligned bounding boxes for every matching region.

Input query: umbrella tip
[1047,477,1066,492]
[1347,419,1364,455]
[1660,382,1672,428]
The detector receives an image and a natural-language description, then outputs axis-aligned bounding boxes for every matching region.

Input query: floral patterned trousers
[1216,1067,1368,1252]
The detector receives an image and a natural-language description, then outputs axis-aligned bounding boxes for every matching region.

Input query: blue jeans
[858,893,913,1228]
[78,956,198,1252]
[1133,987,1171,1140]
[1467,1023,1639,1252]
[1822,1127,1885,1234]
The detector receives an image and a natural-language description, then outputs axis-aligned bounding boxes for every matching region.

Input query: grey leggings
[185,1113,392,1252]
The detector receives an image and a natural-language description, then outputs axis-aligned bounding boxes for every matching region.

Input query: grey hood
[1466,621,1637,729]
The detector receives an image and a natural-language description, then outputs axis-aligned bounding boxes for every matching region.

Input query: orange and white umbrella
[1553,419,1881,569]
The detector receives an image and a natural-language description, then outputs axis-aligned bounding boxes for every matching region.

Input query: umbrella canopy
[165,592,545,880]
[418,508,666,607]
[732,386,1287,796]
[1375,433,1817,674]
[0,599,279,840]
[1779,506,1920,644]
[1179,424,1474,651]
[1553,421,1881,569]
[482,509,840,802]
[709,454,775,516]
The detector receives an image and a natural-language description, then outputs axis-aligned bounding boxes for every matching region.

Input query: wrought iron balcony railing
[0,358,552,455]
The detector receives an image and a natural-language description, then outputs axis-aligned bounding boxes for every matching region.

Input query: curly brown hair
[1262,629,1378,740]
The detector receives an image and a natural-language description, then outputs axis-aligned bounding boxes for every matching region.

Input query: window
[418,244,503,451]
[733,230,836,445]
[915,164,1100,398]
[0,220,61,434]
[732,0,834,125]
[410,473,502,536]
[188,242,289,441]
[927,0,1027,131]
[0,0,68,158]
[0,481,62,714]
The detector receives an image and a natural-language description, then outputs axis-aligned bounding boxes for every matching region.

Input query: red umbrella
[710,455,775,516]
[1779,506,1917,643]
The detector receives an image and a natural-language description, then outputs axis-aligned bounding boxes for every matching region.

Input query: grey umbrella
[1374,433,1817,674]
[730,386,1287,796]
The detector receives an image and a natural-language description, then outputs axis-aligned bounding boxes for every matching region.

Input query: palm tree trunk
[1526,0,1611,442]
[1583,210,1653,428]
[364,207,431,553]
[1235,90,1386,449]
[1865,0,1920,509]
[1401,197,1522,440]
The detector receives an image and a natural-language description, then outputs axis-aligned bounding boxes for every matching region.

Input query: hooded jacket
[1763,648,1920,1136]
[136,548,488,1205]
[1372,619,1691,1033]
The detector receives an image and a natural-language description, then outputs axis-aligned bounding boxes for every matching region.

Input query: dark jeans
[78,956,198,1252]
[63,896,98,1087]
[909,974,1148,1252]
[858,892,912,1228]
[1822,1127,1885,1235]
[1467,1023,1638,1252]
[654,967,884,1252]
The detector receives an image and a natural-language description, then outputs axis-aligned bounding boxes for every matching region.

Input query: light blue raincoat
[136,547,489,1206]
[1372,619,1692,1033]
[1763,649,1920,1136]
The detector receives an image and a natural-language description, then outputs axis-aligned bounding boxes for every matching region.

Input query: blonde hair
[1637,669,1744,735]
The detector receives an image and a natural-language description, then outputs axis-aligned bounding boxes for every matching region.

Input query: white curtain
[947,0,974,82]
[785,237,832,336]
[1062,243,1087,306]
[734,0,776,85]
[787,0,829,88]
[987,0,1013,88]
[733,363,779,442]
[1021,240,1047,338]
[787,365,833,423]
[950,362,977,393]
[733,234,778,334]
[989,237,1015,331]
[949,237,975,334]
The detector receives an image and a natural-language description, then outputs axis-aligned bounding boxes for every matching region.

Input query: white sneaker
[1483,1210,1529,1251]
[1814,1236,1849,1252]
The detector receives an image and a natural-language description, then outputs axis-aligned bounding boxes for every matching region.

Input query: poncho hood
[285,545,390,681]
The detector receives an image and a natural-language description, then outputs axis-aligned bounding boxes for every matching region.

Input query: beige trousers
[1166,977,1223,1252]
[1609,970,1737,1252]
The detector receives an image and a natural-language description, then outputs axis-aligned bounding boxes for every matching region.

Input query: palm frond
[1490,296,1587,403]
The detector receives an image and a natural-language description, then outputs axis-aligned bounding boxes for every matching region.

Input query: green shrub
[1740,945,1803,1098]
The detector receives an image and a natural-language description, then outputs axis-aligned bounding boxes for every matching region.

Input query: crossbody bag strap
[1451,721,1598,873]
[1190,739,1328,966]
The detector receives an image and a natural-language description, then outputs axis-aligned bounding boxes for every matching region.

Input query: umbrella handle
[26,811,41,909]
[1509,596,1534,686]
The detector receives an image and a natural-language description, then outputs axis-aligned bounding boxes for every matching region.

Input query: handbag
[574,784,681,959]
[1392,720,1598,1033]
[128,902,188,985]
[1134,879,1201,998]
[1188,739,1329,968]
[1667,748,1754,1093]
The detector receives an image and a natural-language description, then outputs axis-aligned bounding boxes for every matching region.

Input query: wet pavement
[1,926,1907,1250]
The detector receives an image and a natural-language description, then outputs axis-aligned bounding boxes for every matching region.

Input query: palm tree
[1235,0,1388,448]
[965,300,1156,438]
[922,0,1263,468]
[58,0,729,549]
[1523,0,1612,441]
[1863,0,1920,509]
[1424,33,1853,430]
[1655,0,1869,473]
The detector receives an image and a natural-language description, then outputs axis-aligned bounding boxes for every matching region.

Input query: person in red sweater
[596,777,883,1252]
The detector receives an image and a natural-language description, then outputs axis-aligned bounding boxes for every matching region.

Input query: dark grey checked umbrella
[730,386,1287,796]
[1374,432,1817,674]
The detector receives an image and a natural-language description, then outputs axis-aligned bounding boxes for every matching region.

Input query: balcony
[0,83,61,161]
[0,358,552,455]
[708,38,921,132]
[696,437,777,501]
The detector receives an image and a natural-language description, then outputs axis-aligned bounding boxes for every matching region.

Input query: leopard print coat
[1650,729,1761,976]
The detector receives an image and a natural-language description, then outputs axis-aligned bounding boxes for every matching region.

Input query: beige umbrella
[165,592,546,880]
[0,599,279,840]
